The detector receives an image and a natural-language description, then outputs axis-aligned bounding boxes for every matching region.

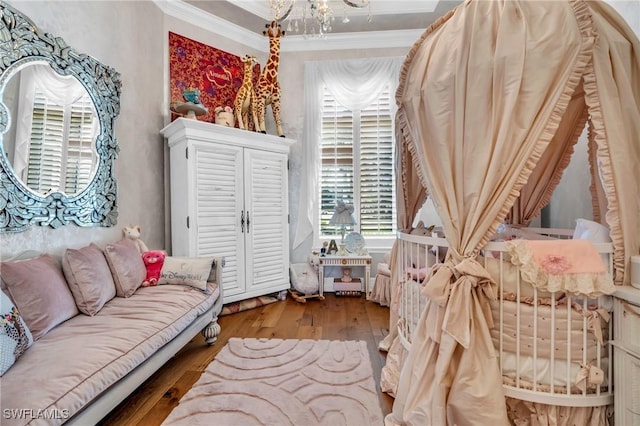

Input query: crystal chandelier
[269,0,371,38]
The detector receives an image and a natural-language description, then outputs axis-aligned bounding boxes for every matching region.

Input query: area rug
[162,338,384,425]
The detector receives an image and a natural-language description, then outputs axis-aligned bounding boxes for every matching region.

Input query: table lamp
[329,200,357,243]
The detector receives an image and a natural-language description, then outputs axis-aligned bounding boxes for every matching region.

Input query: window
[319,84,396,239]
[26,88,96,195]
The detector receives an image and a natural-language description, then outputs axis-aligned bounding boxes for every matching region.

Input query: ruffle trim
[394,7,457,222]
[506,240,616,297]
[505,397,611,426]
[582,41,625,285]
[522,105,589,226]
[587,128,602,223]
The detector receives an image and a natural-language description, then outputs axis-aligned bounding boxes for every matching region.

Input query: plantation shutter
[360,88,395,234]
[65,94,97,194]
[320,86,354,236]
[28,90,64,193]
[26,89,95,194]
[320,84,395,237]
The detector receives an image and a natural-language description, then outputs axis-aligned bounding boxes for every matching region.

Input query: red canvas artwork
[169,32,260,125]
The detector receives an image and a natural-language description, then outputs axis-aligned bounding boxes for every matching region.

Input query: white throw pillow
[158,256,214,291]
[573,219,611,243]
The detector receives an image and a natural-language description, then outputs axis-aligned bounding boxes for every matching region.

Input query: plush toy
[123,225,149,253]
[142,250,166,287]
[214,106,235,127]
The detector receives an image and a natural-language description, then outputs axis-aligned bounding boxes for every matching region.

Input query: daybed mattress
[0,282,220,426]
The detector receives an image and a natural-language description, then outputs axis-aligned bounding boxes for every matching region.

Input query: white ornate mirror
[0,3,121,232]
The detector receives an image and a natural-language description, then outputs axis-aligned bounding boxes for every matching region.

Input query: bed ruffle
[505,397,612,426]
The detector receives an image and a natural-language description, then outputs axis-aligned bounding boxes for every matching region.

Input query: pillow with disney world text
[158,256,214,291]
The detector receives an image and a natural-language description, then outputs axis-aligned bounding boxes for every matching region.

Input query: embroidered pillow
[158,256,214,291]
[104,239,146,297]
[142,250,166,287]
[0,290,33,375]
[0,254,79,340]
[62,244,116,316]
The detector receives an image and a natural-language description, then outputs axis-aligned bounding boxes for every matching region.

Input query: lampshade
[329,200,356,226]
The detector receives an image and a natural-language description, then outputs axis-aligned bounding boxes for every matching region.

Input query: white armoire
[161,118,295,303]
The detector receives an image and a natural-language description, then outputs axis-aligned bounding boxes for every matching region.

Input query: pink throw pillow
[62,244,117,316]
[0,254,79,340]
[104,239,146,297]
[142,251,166,287]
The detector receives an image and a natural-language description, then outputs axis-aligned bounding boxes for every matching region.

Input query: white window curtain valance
[293,56,403,249]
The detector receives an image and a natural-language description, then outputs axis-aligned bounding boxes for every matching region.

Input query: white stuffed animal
[123,225,149,253]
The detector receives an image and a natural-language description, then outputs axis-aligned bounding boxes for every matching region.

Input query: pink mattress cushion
[0,281,220,426]
[104,239,146,298]
[0,254,79,340]
[62,244,117,316]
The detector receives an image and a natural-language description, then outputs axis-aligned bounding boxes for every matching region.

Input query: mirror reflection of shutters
[27,89,95,194]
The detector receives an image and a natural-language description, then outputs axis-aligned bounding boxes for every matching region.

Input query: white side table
[318,254,372,299]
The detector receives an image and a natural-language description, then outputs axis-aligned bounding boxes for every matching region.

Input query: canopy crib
[380,0,640,425]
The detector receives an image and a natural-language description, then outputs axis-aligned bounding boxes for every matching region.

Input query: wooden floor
[100,293,394,425]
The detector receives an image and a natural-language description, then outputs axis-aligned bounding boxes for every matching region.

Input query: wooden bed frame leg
[201,318,221,346]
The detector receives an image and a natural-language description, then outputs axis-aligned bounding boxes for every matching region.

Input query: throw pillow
[104,239,146,297]
[0,254,79,340]
[62,244,117,316]
[158,256,214,291]
[0,290,33,375]
[142,250,166,287]
[573,218,611,243]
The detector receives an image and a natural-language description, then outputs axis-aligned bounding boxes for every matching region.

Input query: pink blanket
[524,240,605,275]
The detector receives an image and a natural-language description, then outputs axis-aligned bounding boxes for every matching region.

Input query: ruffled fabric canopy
[386,0,640,424]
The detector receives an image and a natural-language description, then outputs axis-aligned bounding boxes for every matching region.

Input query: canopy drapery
[386,0,640,424]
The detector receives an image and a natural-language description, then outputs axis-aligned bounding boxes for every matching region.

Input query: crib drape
[386,0,640,424]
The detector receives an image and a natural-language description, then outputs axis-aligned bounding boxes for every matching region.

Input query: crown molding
[227,0,439,18]
[226,0,273,21]
[281,28,423,52]
[154,0,421,52]
[153,0,266,49]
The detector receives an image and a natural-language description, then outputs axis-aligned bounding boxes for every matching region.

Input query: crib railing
[395,230,614,407]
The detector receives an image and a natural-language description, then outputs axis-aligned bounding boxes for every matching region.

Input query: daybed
[0,242,223,426]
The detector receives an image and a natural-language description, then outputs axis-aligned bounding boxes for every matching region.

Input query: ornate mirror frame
[0,3,122,232]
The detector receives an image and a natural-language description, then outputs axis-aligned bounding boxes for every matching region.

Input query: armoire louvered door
[243,150,289,295]
[162,118,295,304]
[193,142,245,300]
